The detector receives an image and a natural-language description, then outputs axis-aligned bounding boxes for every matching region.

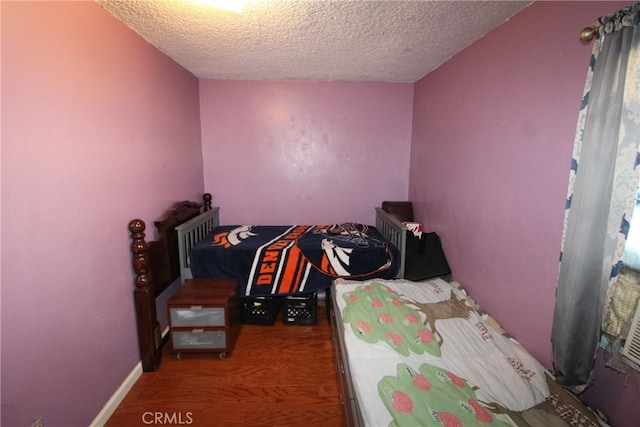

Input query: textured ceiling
[95,0,531,82]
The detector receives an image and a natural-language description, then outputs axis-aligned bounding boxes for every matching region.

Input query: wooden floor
[106,301,345,427]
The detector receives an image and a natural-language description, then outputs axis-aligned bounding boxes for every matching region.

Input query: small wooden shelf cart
[167,278,241,360]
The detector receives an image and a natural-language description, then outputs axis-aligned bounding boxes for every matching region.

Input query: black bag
[403,232,451,281]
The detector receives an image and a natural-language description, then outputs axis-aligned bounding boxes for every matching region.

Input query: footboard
[375,207,407,279]
[175,206,220,284]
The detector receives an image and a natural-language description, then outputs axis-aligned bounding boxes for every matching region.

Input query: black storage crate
[241,296,282,325]
[282,293,317,325]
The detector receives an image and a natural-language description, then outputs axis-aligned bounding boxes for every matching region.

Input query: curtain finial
[580,26,596,43]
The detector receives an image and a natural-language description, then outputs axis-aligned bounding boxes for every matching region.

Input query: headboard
[128,193,211,372]
[381,201,414,223]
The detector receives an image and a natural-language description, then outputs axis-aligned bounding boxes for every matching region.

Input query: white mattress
[332,278,551,427]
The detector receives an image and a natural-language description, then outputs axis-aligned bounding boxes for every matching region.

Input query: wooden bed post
[203,193,212,211]
[128,196,210,372]
[129,219,162,372]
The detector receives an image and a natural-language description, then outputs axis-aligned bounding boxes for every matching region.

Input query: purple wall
[1,2,203,426]
[199,80,413,225]
[410,1,639,425]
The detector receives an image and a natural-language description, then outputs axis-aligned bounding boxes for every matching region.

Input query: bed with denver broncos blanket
[330,277,609,427]
[189,223,400,296]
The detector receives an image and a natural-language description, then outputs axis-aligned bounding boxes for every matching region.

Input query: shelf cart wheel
[219,352,226,360]
[176,352,182,360]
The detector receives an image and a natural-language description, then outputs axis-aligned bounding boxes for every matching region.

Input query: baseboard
[89,361,142,427]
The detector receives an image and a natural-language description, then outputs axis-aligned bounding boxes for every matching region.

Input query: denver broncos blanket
[189,224,400,296]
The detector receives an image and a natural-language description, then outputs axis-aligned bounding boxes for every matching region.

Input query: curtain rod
[580,2,640,42]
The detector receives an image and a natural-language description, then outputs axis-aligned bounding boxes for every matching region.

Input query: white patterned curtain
[551,3,640,393]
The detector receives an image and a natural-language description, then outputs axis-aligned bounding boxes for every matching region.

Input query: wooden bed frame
[128,194,212,372]
[329,288,364,427]
[129,195,409,372]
